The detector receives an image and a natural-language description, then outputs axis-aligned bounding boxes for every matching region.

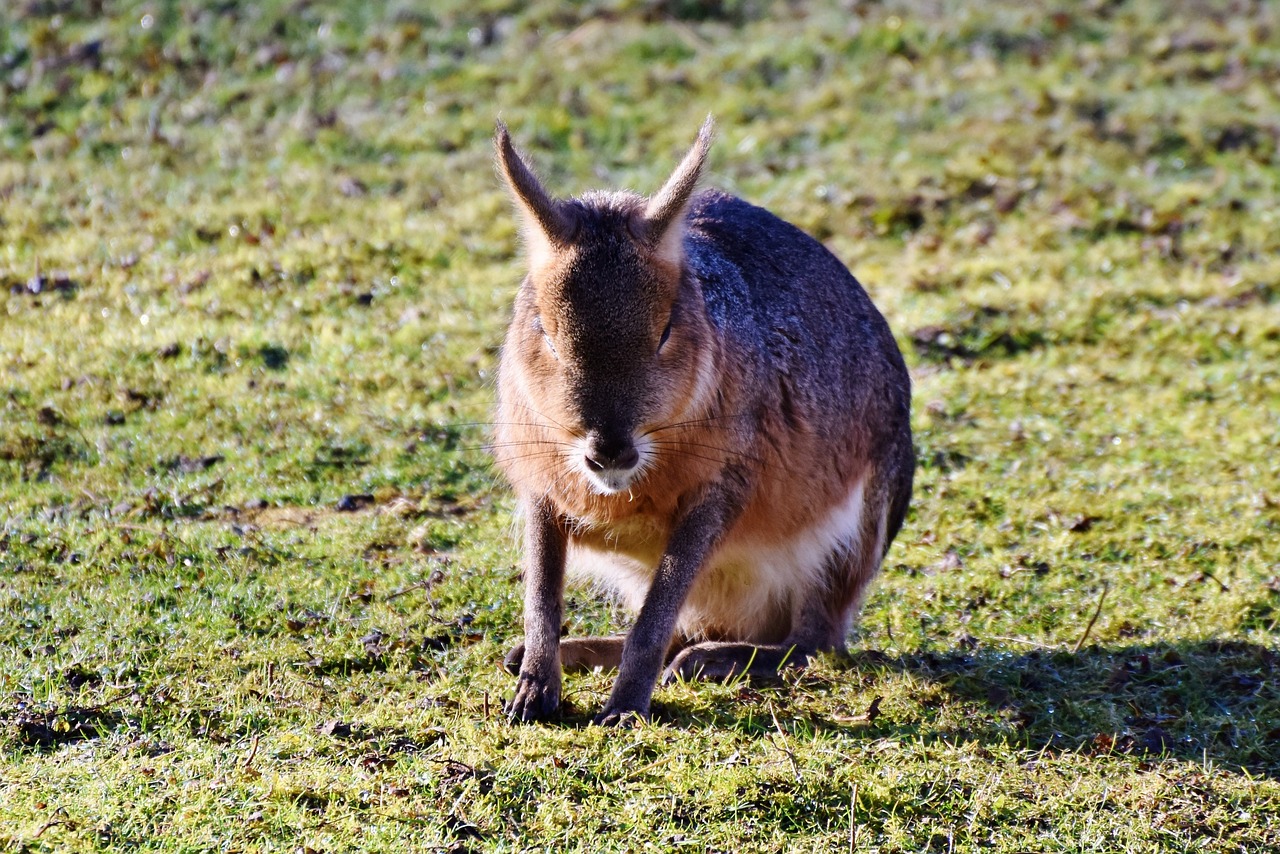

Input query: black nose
[585,432,639,472]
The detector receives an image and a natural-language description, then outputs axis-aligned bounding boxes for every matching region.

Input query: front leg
[596,483,743,725]
[506,498,567,722]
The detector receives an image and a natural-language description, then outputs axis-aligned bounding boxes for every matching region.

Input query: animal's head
[495,119,717,496]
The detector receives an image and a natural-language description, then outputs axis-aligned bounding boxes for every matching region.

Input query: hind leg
[660,597,843,683]
[662,502,889,684]
[661,640,816,683]
[504,636,626,675]
[660,583,844,683]
[506,635,687,675]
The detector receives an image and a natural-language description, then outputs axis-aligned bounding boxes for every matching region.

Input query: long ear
[494,120,576,259]
[638,116,714,264]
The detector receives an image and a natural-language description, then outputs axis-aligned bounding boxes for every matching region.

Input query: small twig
[242,734,260,770]
[1073,582,1110,654]
[115,523,191,547]
[987,634,1060,651]
[384,581,431,601]
[849,783,858,853]
[116,523,171,536]
[365,810,438,828]
[767,702,801,781]
[385,569,445,602]
[1199,570,1230,592]
[72,687,140,715]
[618,753,674,783]
[32,819,72,839]
[78,486,107,505]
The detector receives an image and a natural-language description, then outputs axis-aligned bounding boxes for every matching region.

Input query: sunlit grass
[2,0,1278,850]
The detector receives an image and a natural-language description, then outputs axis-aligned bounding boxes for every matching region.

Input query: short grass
[2,0,1279,851]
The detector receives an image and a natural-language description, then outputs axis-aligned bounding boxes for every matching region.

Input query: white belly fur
[566,477,866,642]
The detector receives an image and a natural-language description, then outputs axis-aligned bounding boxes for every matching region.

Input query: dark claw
[505,673,560,723]
[592,707,647,727]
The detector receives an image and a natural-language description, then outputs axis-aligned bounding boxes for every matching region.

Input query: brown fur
[492,119,914,724]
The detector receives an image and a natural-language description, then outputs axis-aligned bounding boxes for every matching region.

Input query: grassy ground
[2,0,1279,850]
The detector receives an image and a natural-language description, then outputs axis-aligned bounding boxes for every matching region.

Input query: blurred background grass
[2,1,1279,851]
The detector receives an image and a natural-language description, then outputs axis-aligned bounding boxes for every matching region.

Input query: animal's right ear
[495,121,576,267]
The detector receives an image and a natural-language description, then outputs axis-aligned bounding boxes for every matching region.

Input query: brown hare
[492,118,913,725]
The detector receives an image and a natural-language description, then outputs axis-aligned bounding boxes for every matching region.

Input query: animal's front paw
[592,706,648,727]
[505,672,560,723]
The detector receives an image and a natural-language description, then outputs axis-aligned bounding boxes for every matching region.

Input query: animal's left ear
[637,116,713,267]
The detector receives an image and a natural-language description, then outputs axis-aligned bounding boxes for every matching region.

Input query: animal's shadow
[639,639,1279,778]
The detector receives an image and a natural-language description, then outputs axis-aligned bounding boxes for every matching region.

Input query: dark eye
[657,319,672,353]
[534,316,558,359]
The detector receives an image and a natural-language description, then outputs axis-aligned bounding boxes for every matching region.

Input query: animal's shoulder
[684,190,872,333]
[682,190,905,412]
[687,190,826,256]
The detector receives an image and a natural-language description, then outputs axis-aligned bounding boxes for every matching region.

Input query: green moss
[2,0,1279,850]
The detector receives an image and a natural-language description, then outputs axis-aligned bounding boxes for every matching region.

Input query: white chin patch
[577,435,652,496]
[587,469,635,495]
